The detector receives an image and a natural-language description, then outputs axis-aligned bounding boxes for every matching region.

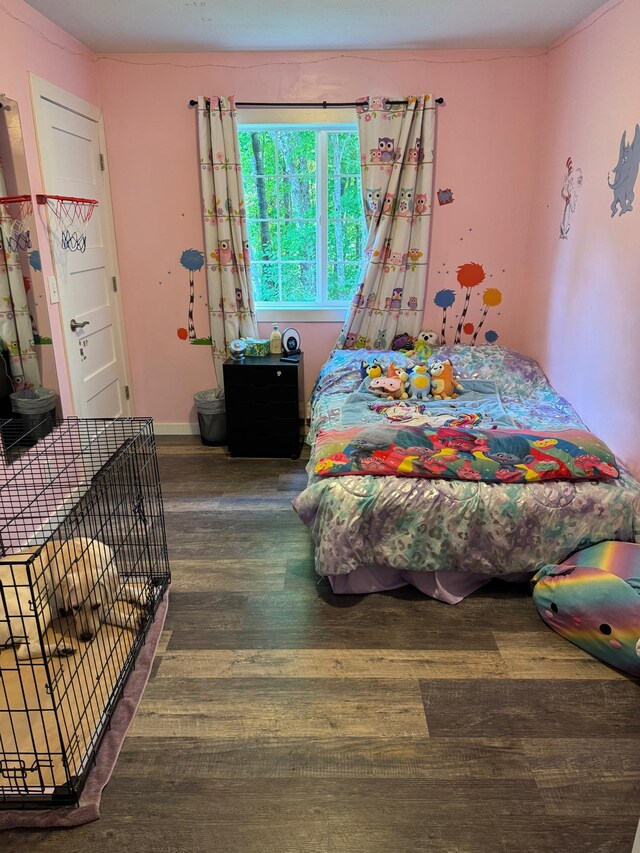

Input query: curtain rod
[188,98,444,109]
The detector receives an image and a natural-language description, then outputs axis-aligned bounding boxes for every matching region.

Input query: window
[238,123,366,311]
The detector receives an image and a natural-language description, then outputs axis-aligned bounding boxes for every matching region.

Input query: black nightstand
[223,353,304,458]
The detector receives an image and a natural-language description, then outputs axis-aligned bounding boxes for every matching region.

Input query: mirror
[0,95,58,419]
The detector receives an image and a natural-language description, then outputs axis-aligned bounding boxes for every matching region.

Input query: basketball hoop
[36,194,98,253]
[0,194,33,253]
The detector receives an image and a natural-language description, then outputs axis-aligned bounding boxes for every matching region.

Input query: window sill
[256,307,347,323]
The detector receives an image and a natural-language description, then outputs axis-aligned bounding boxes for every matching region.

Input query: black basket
[0,418,170,807]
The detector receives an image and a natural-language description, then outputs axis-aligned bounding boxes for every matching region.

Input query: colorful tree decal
[433,288,456,343]
[472,287,502,344]
[179,248,205,342]
[454,262,485,343]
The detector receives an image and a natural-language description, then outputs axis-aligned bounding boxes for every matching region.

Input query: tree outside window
[238,125,366,309]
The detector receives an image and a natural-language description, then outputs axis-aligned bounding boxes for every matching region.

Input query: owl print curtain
[197,96,259,386]
[0,162,40,389]
[336,95,435,351]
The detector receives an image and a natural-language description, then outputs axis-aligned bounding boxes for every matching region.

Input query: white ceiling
[24,0,607,53]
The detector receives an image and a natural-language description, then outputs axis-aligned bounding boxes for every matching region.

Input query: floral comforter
[293,345,640,578]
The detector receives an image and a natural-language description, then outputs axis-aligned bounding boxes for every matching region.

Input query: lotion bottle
[269,323,282,355]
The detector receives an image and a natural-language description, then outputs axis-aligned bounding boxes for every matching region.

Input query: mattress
[293,345,640,585]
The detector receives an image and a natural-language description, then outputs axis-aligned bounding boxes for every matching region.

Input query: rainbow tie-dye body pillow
[532,542,640,676]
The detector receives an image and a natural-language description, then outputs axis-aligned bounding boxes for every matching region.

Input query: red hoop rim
[36,194,99,206]
[0,194,32,205]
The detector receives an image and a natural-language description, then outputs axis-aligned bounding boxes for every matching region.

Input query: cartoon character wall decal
[437,189,454,205]
[560,157,583,239]
[608,124,640,217]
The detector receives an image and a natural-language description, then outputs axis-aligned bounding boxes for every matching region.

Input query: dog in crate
[0,536,145,660]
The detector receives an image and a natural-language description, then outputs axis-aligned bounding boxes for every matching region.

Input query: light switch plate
[48,275,59,304]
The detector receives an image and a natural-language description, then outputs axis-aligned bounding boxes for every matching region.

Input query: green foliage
[239,128,365,304]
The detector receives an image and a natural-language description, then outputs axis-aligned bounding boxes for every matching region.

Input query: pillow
[532,542,640,676]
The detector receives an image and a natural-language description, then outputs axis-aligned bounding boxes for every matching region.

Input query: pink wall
[523,0,640,476]
[96,49,543,425]
[0,0,102,414]
[4,1,637,478]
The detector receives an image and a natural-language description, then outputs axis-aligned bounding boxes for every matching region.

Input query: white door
[30,76,132,418]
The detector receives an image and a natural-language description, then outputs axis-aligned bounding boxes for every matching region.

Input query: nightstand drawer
[225,383,297,406]
[224,364,298,387]
[226,397,299,421]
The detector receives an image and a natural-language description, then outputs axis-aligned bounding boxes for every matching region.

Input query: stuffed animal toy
[430,359,464,399]
[532,542,640,676]
[408,364,431,400]
[396,365,410,397]
[391,332,415,352]
[369,364,407,400]
[360,359,382,380]
[413,329,440,359]
[397,329,440,361]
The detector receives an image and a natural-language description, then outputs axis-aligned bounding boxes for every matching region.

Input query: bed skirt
[327,566,532,604]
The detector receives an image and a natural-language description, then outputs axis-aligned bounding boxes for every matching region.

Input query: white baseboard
[154,423,200,436]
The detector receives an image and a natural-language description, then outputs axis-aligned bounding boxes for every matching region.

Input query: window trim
[238,115,364,313]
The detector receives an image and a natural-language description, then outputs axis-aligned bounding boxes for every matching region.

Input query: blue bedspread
[294,345,640,579]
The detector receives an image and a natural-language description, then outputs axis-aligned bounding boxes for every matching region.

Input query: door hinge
[99,153,105,171]
[112,275,118,292]
[124,385,130,401]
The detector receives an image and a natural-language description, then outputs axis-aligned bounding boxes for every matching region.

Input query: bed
[292,345,640,603]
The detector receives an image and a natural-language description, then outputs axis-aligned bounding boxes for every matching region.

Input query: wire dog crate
[0,417,170,808]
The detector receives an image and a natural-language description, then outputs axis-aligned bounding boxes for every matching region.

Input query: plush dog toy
[430,359,464,399]
[532,542,640,676]
[360,359,382,380]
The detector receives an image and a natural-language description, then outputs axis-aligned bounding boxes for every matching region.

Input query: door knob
[70,318,90,332]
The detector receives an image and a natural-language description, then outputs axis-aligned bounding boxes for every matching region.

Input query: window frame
[238,112,364,316]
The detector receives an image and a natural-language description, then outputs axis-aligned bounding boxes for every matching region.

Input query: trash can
[10,387,58,444]
[194,388,226,446]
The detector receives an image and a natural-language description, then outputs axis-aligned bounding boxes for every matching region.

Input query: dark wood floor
[4,436,640,852]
